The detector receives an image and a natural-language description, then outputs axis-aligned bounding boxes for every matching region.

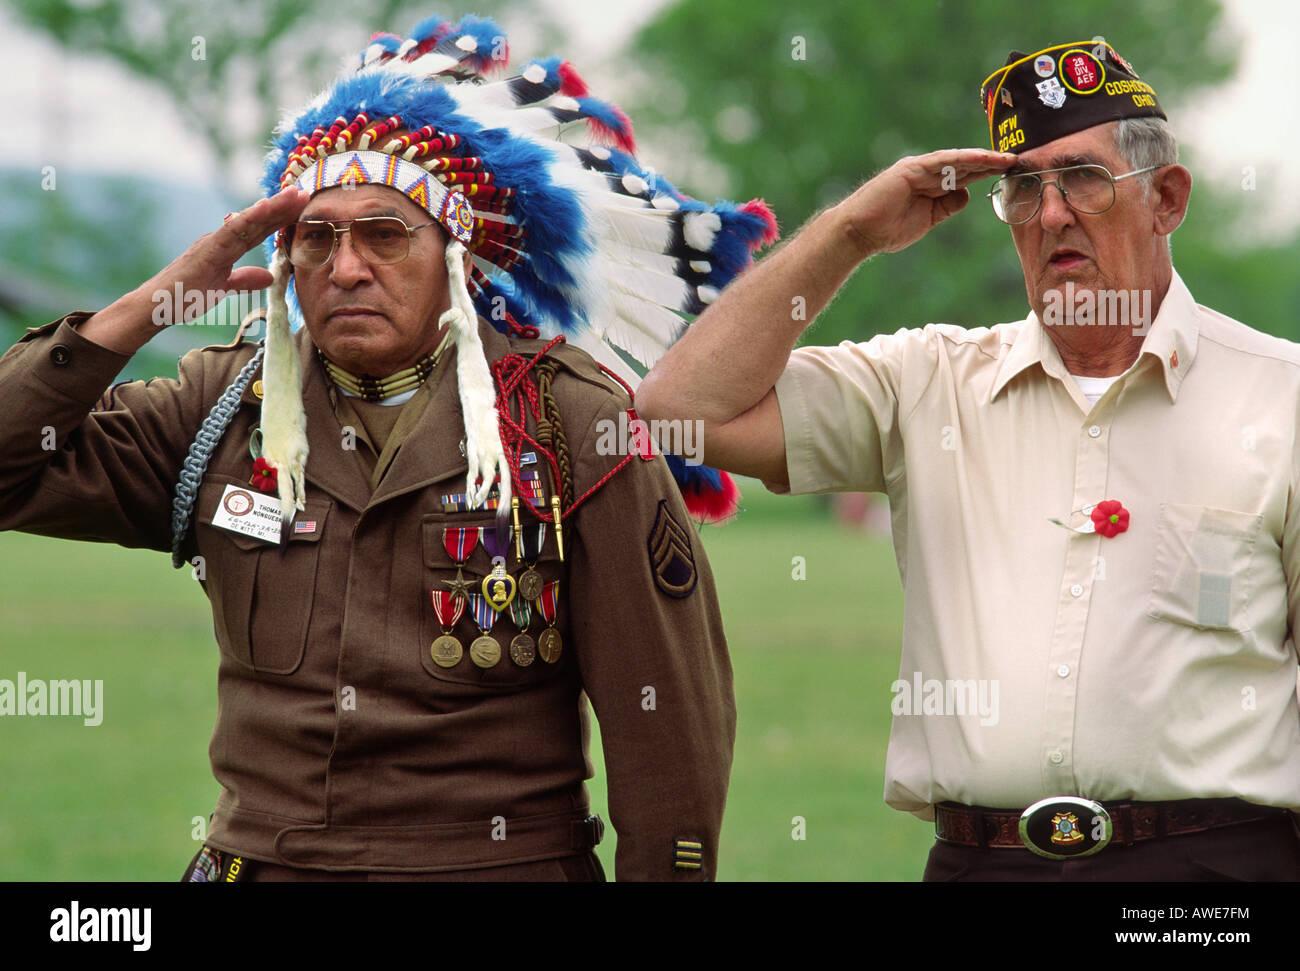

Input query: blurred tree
[627,0,1297,344]
[3,0,528,371]
[7,0,525,194]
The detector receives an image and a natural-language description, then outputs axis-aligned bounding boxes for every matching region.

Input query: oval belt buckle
[1019,796,1112,860]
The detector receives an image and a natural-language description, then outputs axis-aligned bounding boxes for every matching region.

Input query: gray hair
[1113,116,1179,197]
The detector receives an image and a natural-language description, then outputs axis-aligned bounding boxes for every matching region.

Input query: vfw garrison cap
[980,40,1166,153]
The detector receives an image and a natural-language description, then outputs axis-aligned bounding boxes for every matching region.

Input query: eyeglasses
[987,164,1163,225]
[284,217,437,268]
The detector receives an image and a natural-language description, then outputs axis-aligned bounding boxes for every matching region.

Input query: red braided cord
[490,337,642,521]
[491,338,566,522]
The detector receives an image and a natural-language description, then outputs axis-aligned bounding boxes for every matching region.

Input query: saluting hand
[79,187,312,354]
[836,149,1018,257]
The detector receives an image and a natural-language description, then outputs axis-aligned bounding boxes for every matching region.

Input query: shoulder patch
[648,500,697,598]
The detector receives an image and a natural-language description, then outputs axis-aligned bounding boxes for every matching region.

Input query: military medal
[517,521,547,602]
[508,596,535,667]
[466,592,503,668]
[429,590,466,668]
[480,521,516,610]
[442,527,480,601]
[535,580,562,663]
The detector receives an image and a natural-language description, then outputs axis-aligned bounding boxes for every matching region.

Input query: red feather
[587,104,636,155]
[741,199,780,246]
[558,61,590,97]
[681,471,741,524]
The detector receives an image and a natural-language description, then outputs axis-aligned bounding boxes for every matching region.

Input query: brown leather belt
[936,797,1285,857]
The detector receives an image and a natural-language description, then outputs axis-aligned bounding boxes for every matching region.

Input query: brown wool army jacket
[0,314,736,879]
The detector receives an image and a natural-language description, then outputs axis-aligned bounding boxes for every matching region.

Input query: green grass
[0,482,933,880]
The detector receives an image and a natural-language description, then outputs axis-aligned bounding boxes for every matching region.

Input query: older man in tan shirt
[639,40,1300,880]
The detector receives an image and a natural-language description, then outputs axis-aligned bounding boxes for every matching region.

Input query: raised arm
[77,187,311,353]
[636,149,1016,488]
[0,188,310,547]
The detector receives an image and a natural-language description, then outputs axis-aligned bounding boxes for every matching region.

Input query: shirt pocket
[1146,503,1261,633]
[197,475,331,675]
[418,512,569,690]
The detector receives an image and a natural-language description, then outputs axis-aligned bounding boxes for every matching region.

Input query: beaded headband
[289,149,476,244]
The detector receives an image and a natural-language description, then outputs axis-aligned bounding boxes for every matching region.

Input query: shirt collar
[1135,269,1200,403]
[989,269,1200,404]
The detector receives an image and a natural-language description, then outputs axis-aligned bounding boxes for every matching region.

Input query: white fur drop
[259,248,309,524]
[444,241,512,513]
[523,63,546,84]
[683,211,721,252]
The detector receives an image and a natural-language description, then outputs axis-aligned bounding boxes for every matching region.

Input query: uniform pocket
[1146,503,1261,633]
[418,513,568,689]
[197,476,331,674]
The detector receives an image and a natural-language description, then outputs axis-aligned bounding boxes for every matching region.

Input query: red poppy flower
[1090,499,1129,538]
[250,457,278,493]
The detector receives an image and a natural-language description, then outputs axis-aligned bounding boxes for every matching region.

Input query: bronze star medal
[441,526,480,602]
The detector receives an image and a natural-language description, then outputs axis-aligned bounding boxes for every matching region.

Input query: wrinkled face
[293,183,451,375]
[1006,122,1163,324]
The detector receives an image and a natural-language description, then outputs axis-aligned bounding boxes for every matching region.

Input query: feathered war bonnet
[256,12,778,525]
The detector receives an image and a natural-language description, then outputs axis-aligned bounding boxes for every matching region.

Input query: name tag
[211,484,284,544]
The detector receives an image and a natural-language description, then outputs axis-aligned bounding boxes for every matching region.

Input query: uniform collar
[989,268,1200,404]
[368,320,514,508]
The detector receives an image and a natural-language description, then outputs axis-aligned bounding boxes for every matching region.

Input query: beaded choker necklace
[319,349,439,403]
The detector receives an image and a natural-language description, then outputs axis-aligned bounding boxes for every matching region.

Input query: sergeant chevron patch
[648,501,697,598]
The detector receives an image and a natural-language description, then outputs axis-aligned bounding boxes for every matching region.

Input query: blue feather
[409,13,451,43]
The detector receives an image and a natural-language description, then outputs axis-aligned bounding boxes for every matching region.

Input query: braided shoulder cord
[169,344,265,568]
[492,339,639,522]
[534,359,573,511]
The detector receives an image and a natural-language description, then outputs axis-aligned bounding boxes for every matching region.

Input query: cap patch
[1059,49,1105,94]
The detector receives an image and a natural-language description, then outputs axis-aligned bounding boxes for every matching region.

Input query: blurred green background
[0,0,1295,879]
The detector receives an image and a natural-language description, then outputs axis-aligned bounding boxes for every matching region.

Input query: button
[1070,584,1084,597]
[1049,750,1064,764]
[1087,425,1102,438]
[49,344,71,366]
[1057,664,1070,677]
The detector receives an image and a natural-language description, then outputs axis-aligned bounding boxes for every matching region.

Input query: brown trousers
[923,814,1300,881]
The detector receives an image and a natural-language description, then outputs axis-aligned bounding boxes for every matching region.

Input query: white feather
[601,289,688,367]
[566,329,643,391]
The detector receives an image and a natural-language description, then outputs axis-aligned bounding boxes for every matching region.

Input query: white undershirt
[1070,373,1120,407]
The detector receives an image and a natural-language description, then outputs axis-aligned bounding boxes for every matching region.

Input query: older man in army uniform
[0,15,769,880]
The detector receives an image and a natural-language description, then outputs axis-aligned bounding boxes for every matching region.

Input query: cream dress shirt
[773,270,1300,817]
